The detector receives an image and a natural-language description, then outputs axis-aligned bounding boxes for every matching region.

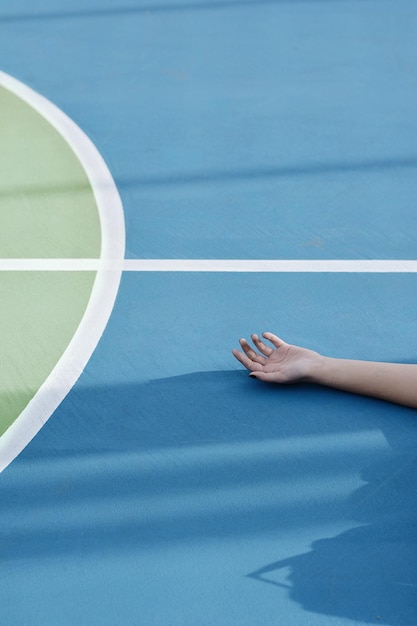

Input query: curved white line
[0,71,125,472]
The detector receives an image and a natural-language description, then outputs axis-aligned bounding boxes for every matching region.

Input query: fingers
[262,332,286,349]
[232,332,288,372]
[232,349,263,372]
[251,333,273,356]
[239,338,268,365]
[232,346,263,372]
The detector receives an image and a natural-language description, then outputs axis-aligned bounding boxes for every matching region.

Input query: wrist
[305,353,332,384]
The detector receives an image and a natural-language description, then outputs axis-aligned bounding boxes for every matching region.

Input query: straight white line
[1,259,417,272]
[0,258,102,271]
[122,259,417,273]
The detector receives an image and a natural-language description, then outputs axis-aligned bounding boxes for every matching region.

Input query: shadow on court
[1,371,417,625]
[248,461,417,625]
[2,155,416,199]
[0,0,353,25]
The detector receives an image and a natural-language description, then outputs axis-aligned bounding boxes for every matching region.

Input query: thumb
[249,371,275,382]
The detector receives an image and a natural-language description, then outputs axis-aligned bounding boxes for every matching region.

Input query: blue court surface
[1,1,417,624]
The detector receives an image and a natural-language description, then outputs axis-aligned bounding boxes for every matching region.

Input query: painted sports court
[1,1,417,624]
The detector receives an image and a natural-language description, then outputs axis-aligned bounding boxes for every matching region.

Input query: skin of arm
[232,332,417,409]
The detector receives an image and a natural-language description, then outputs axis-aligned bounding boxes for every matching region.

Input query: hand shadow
[247,400,417,626]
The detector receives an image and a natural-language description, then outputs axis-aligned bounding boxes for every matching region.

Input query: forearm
[309,356,417,408]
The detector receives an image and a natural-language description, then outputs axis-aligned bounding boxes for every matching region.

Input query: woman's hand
[232,332,321,384]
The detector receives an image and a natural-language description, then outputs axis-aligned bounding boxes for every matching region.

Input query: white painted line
[121,259,417,273]
[1,259,417,273]
[0,259,102,271]
[0,72,125,473]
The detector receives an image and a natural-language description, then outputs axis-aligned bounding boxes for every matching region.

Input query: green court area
[0,272,96,435]
[0,83,101,435]
[0,84,100,258]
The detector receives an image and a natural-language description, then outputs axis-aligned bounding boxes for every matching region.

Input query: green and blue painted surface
[1,2,417,625]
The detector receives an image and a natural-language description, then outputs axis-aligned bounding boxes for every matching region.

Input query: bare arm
[232,332,417,409]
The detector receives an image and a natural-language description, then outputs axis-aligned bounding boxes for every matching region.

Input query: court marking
[0,72,125,472]
[1,259,417,272]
